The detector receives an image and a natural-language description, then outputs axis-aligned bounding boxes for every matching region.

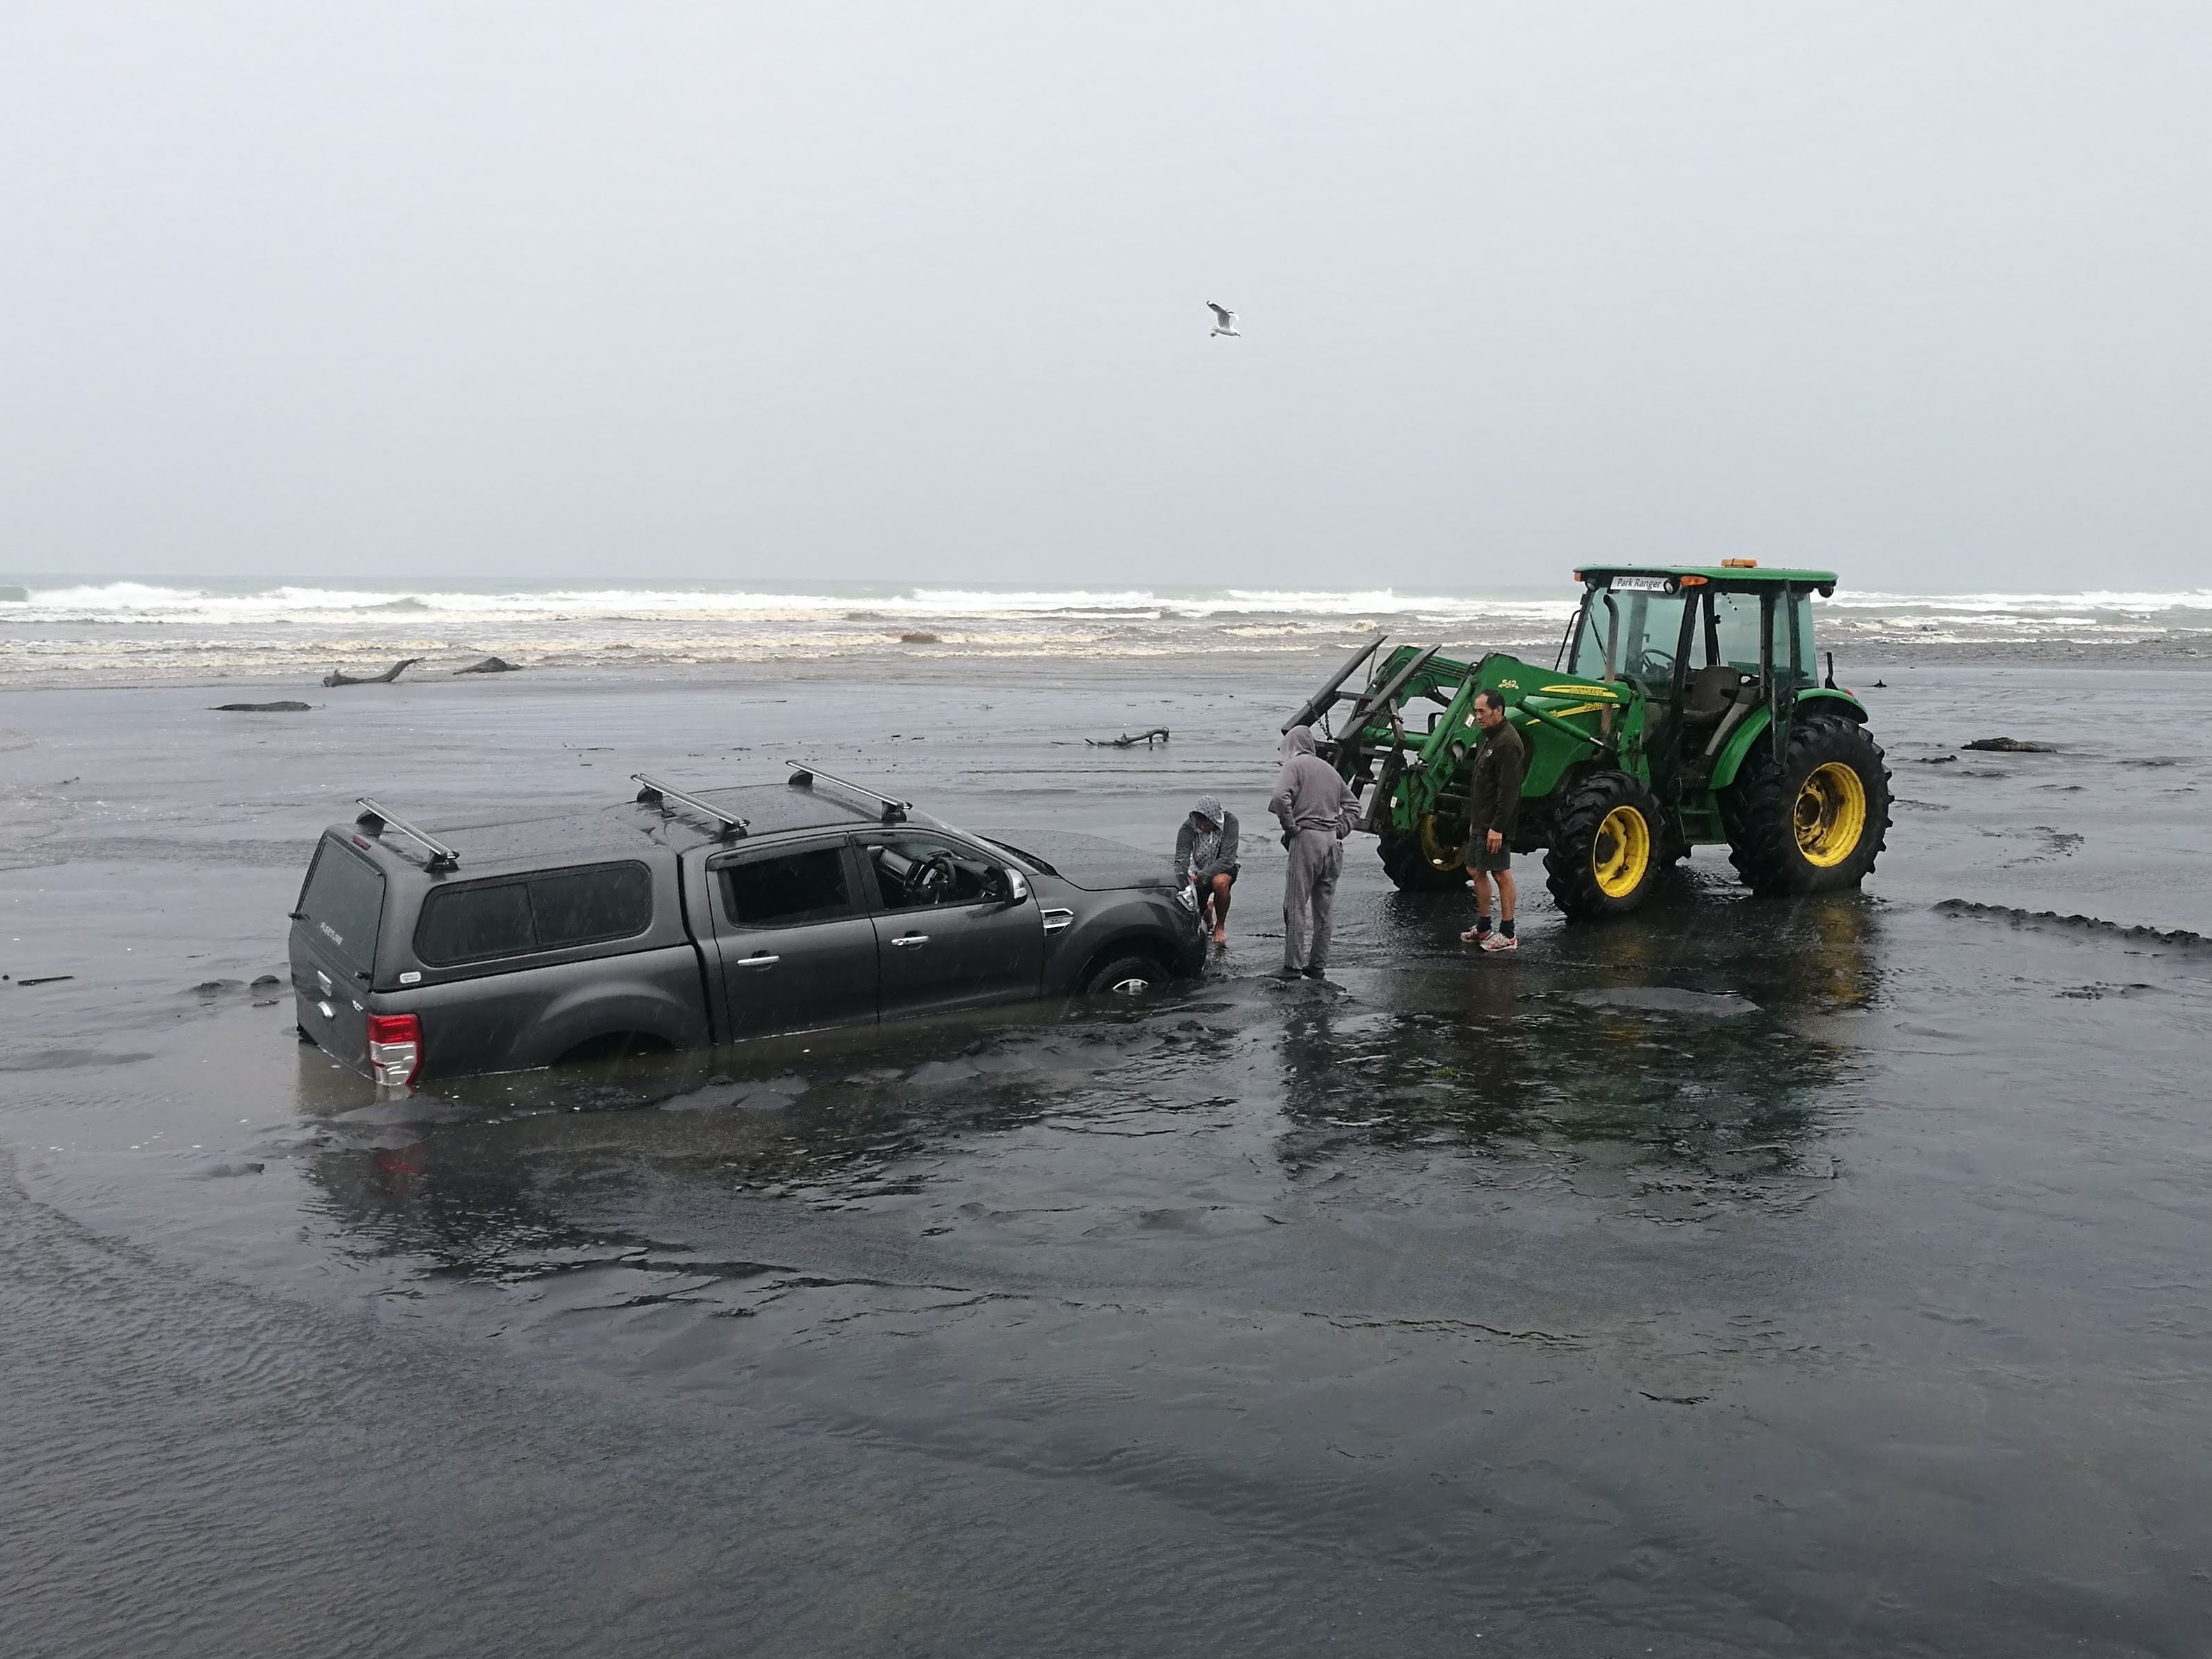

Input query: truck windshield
[1567,588,1689,685]
[298,836,384,975]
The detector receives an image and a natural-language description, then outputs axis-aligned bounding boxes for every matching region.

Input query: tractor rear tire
[1544,772,1666,919]
[1722,715,1892,896]
[1378,826,1466,892]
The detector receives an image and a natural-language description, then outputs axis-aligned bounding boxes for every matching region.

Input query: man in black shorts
[1459,688,1526,952]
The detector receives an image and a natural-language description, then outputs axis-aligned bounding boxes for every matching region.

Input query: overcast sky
[3,2,2208,591]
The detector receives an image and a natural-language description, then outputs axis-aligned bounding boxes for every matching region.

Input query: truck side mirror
[990,866,1031,905]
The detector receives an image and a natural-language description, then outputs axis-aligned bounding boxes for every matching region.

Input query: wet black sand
[3,659,2210,1656]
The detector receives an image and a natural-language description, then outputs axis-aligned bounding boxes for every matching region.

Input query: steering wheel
[1631,647,1677,679]
[908,851,958,907]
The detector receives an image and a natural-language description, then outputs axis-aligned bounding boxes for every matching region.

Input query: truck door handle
[737,954,780,968]
[892,934,929,947]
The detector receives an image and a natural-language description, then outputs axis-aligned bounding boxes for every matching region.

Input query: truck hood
[982,832,1176,893]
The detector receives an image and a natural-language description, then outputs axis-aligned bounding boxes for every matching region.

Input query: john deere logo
[1498,680,1519,689]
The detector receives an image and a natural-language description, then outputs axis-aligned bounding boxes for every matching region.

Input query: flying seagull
[1207,302,1239,337]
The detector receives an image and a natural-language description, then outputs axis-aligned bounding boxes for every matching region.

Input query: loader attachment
[1284,635,1387,735]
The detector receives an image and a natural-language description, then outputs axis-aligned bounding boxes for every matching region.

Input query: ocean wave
[1,581,1567,624]
[1,577,2206,687]
[1826,588,2212,613]
[8,577,2207,620]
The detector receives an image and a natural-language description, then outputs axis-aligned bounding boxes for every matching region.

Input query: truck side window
[532,864,654,949]
[417,881,535,964]
[415,862,654,965]
[723,845,853,928]
[862,834,995,910]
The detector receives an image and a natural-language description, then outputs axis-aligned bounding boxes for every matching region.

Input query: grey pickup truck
[290,768,1206,1087]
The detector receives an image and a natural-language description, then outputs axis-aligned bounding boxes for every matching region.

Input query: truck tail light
[366,1013,423,1089]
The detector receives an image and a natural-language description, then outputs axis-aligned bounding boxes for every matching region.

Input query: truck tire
[1080,952,1165,999]
[1722,715,1892,896]
[1544,772,1666,919]
[1378,823,1467,893]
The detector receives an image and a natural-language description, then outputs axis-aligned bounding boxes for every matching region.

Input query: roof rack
[785,763,909,824]
[355,798,461,871]
[632,774,748,839]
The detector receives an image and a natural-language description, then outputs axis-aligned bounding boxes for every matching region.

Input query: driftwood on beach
[1086,727,1171,749]
[323,657,420,687]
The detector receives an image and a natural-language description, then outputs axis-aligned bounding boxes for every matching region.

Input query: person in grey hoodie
[1173,795,1240,947]
[1268,725,1355,979]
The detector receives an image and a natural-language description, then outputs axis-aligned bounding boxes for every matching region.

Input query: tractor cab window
[1774,590,1818,687]
[1706,591,1766,675]
[1566,586,1689,685]
[1565,596,1608,677]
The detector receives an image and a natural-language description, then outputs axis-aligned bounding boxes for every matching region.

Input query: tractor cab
[1565,563,1834,800]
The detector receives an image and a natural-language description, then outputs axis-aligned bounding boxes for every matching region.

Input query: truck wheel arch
[553,1030,676,1066]
[523,983,701,1069]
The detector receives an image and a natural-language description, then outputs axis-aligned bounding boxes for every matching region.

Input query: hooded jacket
[1269,726,1355,837]
[1174,803,1241,882]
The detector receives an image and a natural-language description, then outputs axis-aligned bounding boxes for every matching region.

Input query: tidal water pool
[3,660,2209,1656]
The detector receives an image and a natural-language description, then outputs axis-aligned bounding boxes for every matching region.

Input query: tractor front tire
[1723,716,1892,896]
[1544,772,1666,919]
[1378,826,1467,893]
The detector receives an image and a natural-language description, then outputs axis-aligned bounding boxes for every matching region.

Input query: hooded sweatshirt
[1269,726,1355,836]
[1174,795,1241,881]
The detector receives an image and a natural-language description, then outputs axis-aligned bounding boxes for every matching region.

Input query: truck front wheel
[1544,772,1666,919]
[1080,952,1167,999]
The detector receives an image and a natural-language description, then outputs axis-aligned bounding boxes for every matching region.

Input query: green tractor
[1287,563,1892,918]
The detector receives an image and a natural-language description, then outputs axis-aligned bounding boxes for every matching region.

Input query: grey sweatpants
[1282,828,1344,973]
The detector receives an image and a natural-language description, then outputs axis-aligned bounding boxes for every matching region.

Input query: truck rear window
[413,862,653,966]
[298,836,385,975]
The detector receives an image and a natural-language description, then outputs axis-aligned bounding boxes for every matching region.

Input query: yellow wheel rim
[1592,804,1650,898]
[1418,813,1468,871]
[1795,760,1867,867]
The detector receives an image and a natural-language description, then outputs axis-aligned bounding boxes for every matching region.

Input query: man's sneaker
[1480,932,1519,952]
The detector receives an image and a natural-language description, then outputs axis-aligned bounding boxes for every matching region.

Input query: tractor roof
[1577,563,1838,589]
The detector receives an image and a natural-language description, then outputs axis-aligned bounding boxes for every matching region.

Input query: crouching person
[1270,726,1354,980]
[1174,795,1241,947]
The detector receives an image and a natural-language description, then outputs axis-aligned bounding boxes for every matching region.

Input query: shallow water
[3,659,2210,1656]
